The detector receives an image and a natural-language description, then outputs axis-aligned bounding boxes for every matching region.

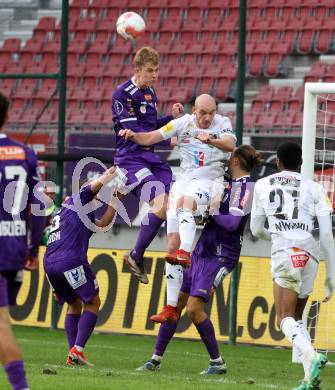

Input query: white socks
[177,208,196,253]
[297,320,312,380]
[281,317,316,378]
[166,262,183,307]
[152,354,162,362]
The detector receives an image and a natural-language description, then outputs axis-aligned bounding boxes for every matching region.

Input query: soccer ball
[116,12,146,41]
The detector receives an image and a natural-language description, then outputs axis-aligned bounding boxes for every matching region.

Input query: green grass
[0,326,334,390]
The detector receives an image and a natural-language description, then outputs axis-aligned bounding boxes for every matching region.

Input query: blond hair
[133,46,159,68]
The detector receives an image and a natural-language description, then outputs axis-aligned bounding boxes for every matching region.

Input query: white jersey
[251,170,333,259]
[159,113,235,180]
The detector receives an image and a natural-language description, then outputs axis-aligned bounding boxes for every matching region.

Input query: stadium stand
[0,0,335,134]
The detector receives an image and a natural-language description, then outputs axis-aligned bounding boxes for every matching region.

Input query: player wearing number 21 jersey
[250,142,335,390]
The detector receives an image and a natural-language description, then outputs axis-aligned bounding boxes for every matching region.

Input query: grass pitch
[0,326,334,389]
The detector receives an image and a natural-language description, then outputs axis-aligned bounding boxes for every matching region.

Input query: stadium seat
[314,29,333,54]
[14,83,37,99]
[256,112,277,129]
[264,53,284,77]
[2,38,21,53]
[215,77,230,100]
[197,77,214,95]
[252,97,267,112]
[248,53,264,77]
[244,112,258,129]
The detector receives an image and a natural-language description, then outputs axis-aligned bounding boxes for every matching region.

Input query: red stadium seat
[18,108,40,124]
[256,85,275,100]
[2,38,21,53]
[256,112,277,129]
[197,77,215,95]
[160,17,182,33]
[14,83,37,99]
[315,29,333,54]
[244,112,258,129]
[264,53,284,77]
[248,53,264,77]
[276,85,293,101]
[87,39,110,55]
[170,40,189,54]
[215,77,230,100]
[270,97,284,112]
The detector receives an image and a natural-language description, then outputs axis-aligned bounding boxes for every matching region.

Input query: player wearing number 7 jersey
[0,92,46,390]
[43,167,119,367]
[250,142,335,390]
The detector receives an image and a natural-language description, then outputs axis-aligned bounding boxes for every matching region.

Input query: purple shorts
[0,270,23,307]
[44,261,99,305]
[180,258,225,302]
[116,150,172,201]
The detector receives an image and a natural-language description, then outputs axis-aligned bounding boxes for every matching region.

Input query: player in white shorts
[119,94,235,321]
[250,142,335,390]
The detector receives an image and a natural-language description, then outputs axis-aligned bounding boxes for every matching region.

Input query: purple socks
[195,318,220,360]
[131,212,164,264]
[154,321,178,357]
[74,311,97,348]
[4,360,28,390]
[65,313,80,349]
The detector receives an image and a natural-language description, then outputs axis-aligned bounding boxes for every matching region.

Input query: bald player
[120,94,236,322]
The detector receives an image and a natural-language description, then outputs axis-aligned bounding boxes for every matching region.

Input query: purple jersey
[192,176,253,272]
[43,185,96,265]
[0,134,44,271]
[112,77,173,158]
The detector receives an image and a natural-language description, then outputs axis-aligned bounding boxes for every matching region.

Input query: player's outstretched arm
[196,132,235,152]
[250,182,271,240]
[90,167,117,194]
[118,128,164,145]
[317,213,335,302]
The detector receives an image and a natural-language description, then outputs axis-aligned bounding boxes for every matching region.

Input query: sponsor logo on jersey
[114,100,123,115]
[64,265,87,289]
[274,221,309,232]
[193,151,205,167]
[47,230,61,245]
[291,252,310,268]
[0,146,25,160]
[240,188,250,209]
[124,84,134,92]
[144,93,152,101]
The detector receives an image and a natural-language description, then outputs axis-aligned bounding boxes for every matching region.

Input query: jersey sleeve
[217,116,236,140]
[314,182,333,216]
[78,185,95,206]
[250,181,265,216]
[157,114,174,129]
[229,180,254,216]
[158,115,186,140]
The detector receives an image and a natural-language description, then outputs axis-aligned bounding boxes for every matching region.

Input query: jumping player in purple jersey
[0,92,45,390]
[112,46,184,284]
[136,145,262,374]
[43,167,118,367]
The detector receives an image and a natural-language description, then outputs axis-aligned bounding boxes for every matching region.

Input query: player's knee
[186,301,199,323]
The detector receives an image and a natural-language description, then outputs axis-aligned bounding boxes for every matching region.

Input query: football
[116,12,146,41]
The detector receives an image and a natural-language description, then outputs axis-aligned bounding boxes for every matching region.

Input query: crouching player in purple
[0,92,45,390]
[137,145,262,374]
[43,167,118,367]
